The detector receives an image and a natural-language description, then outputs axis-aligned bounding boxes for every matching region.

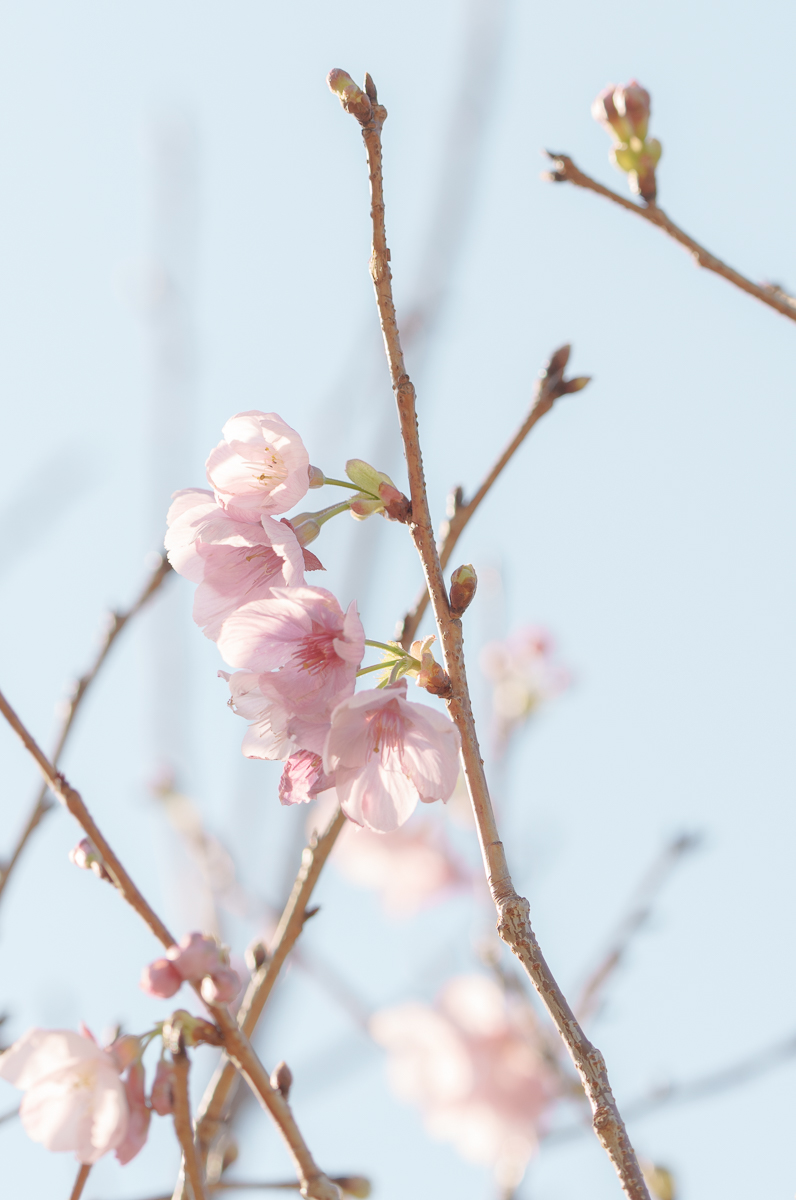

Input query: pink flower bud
[614,80,651,141]
[307,465,325,489]
[149,1059,176,1116]
[166,932,222,981]
[327,69,373,124]
[449,564,477,617]
[116,1061,151,1165]
[591,85,631,141]
[140,958,182,999]
[270,1060,293,1098]
[107,1034,140,1073]
[200,966,242,1005]
[69,838,112,883]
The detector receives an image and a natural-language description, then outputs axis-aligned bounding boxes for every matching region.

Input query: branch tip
[327,68,373,125]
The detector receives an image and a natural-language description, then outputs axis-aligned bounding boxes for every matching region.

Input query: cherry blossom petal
[0,1029,106,1091]
[205,411,310,521]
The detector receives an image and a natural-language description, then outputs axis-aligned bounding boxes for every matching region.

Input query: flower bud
[449,564,477,617]
[69,837,112,883]
[561,375,591,394]
[327,69,373,124]
[270,1060,293,1098]
[149,1059,176,1116]
[335,1177,372,1198]
[140,958,182,999]
[200,966,242,1005]
[307,465,325,489]
[167,932,221,981]
[286,514,321,546]
[614,81,651,140]
[591,85,631,142]
[245,939,268,972]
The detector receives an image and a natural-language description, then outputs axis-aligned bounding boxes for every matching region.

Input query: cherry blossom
[279,749,333,805]
[140,958,182,999]
[115,1061,151,1165]
[480,626,570,752]
[371,975,558,1184]
[218,586,364,754]
[323,681,461,832]
[205,411,310,522]
[221,670,299,761]
[165,488,307,640]
[333,818,470,915]
[140,933,242,1004]
[149,1060,176,1116]
[0,1028,128,1163]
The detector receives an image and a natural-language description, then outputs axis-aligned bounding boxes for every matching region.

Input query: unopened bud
[286,515,321,546]
[544,344,571,380]
[334,1177,372,1198]
[162,1010,222,1051]
[561,375,591,394]
[69,837,112,883]
[614,81,651,141]
[245,939,268,972]
[591,85,631,142]
[449,564,478,617]
[140,958,182,999]
[200,966,242,1005]
[270,1060,293,1098]
[327,69,373,125]
[167,932,221,981]
[150,1059,176,1116]
[308,465,325,489]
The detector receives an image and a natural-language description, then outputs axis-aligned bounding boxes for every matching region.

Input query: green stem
[320,477,362,492]
[313,500,353,526]
[356,662,387,678]
[364,638,404,655]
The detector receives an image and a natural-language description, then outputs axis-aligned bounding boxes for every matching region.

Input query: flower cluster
[140,931,242,1005]
[592,80,662,202]
[371,974,560,1187]
[166,410,462,833]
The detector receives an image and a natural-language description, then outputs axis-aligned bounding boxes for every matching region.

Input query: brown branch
[544,152,796,324]
[108,1179,369,1200]
[576,832,701,1023]
[0,554,172,905]
[69,1163,92,1200]
[330,70,650,1200]
[0,690,340,1200]
[398,345,589,647]
[172,1046,208,1200]
[190,808,347,1175]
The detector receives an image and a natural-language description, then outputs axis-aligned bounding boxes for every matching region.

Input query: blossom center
[365,701,404,756]
[293,624,340,675]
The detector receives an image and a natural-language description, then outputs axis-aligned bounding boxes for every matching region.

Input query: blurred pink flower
[149,1060,175,1116]
[324,681,461,833]
[334,818,470,915]
[141,933,241,1007]
[371,975,558,1182]
[480,626,570,752]
[166,932,222,980]
[0,1028,128,1163]
[165,489,306,641]
[279,749,333,805]
[115,1061,150,1165]
[205,411,310,522]
[218,586,364,754]
[200,966,242,1005]
[140,958,182,999]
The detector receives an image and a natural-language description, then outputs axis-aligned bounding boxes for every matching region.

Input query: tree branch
[0,689,340,1200]
[397,345,589,648]
[544,152,796,324]
[330,69,650,1200]
[69,1163,92,1200]
[0,554,172,905]
[191,808,347,1172]
[171,1046,208,1200]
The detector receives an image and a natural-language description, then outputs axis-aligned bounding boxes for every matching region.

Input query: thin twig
[0,1104,19,1126]
[576,832,701,1023]
[172,1048,208,1200]
[398,345,589,647]
[544,152,796,324]
[105,1178,368,1200]
[330,70,650,1200]
[545,1030,796,1146]
[69,1163,92,1200]
[0,690,340,1200]
[191,809,347,1173]
[0,554,172,904]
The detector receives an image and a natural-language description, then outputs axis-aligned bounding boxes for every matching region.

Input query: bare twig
[191,809,347,1174]
[69,1163,92,1200]
[330,70,650,1200]
[0,554,172,904]
[577,832,701,1023]
[0,690,340,1200]
[544,152,796,324]
[398,345,589,647]
[0,1105,19,1126]
[172,1046,208,1200]
[545,1030,796,1146]
[108,1178,368,1200]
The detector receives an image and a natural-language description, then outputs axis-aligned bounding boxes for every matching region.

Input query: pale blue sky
[0,2,794,1198]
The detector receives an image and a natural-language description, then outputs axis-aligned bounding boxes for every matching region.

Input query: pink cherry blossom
[165,489,307,640]
[371,975,558,1183]
[205,411,310,522]
[333,818,470,915]
[218,586,364,754]
[140,958,182,999]
[323,681,461,833]
[115,1061,150,1165]
[480,626,570,752]
[200,966,242,1005]
[279,750,333,805]
[221,670,299,761]
[166,932,222,980]
[0,1028,128,1163]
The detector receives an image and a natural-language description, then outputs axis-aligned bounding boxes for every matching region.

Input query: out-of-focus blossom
[140,958,183,1000]
[106,1035,140,1074]
[591,80,661,202]
[68,837,112,883]
[0,1028,128,1163]
[334,818,471,915]
[166,932,221,981]
[200,967,241,1005]
[205,411,310,522]
[371,975,558,1183]
[279,749,334,805]
[165,489,307,640]
[480,627,570,753]
[115,1061,150,1165]
[218,587,364,754]
[149,1060,176,1116]
[324,681,461,833]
